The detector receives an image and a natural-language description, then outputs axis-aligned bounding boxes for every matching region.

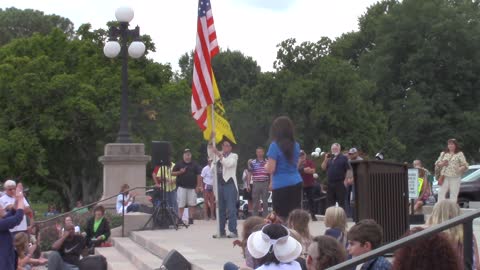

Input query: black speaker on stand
[144,141,188,230]
[152,141,172,168]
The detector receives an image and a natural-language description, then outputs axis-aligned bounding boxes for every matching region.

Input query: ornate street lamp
[103,7,146,143]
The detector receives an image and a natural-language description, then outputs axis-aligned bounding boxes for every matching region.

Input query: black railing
[327,208,480,270]
[36,186,150,237]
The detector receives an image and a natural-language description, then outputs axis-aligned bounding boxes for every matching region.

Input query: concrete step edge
[112,237,163,270]
[129,231,206,270]
[130,231,170,259]
[95,246,140,270]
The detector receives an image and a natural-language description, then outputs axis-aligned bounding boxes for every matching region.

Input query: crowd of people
[145,115,474,269]
[223,200,476,270]
[216,116,473,270]
[0,114,475,270]
[0,180,113,270]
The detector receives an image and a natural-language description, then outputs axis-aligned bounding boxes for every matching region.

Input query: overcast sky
[0,0,379,71]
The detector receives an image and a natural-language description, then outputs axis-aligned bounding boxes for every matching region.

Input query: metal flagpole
[211,104,222,237]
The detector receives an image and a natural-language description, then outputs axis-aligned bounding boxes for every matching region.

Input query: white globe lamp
[128,41,146,59]
[115,7,134,23]
[103,41,121,58]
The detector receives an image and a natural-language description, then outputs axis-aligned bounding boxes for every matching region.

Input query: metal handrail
[36,186,152,237]
[327,208,480,270]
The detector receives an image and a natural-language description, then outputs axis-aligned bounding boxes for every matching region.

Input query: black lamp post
[103,7,145,143]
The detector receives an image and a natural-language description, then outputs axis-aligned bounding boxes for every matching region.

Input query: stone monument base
[98,143,151,209]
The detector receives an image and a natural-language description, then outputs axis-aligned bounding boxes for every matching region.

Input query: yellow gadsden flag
[202,74,236,144]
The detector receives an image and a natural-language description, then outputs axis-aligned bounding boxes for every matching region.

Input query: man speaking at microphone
[321,143,352,210]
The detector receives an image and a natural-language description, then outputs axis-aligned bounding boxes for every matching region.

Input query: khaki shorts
[177,187,197,208]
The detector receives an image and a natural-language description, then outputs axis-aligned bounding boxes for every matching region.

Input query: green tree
[230,54,387,171]
[0,7,74,46]
[331,0,398,67]
[356,0,480,165]
[274,37,332,74]
[0,26,174,207]
[212,49,261,102]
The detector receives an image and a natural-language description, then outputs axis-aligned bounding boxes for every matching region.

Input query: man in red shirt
[298,150,317,221]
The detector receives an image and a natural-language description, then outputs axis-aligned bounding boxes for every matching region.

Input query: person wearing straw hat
[247,223,303,270]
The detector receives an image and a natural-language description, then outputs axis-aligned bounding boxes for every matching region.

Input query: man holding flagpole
[210,139,238,238]
[191,0,238,238]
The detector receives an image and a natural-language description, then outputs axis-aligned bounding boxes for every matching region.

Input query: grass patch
[30,203,53,221]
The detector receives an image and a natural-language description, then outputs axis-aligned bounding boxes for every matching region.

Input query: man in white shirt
[201,158,215,220]
[210,139,239,238]
[0,180,32,233]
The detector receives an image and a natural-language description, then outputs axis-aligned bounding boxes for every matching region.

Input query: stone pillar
[98,143,151,208]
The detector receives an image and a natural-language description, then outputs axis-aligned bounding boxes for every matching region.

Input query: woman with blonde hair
[426,200,480,269]
[15,232,30,269]
[323,206,347,247]
[14,232,47,270]
[287,209,313,252]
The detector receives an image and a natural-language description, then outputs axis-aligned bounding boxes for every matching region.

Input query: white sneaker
[227,232,238,238]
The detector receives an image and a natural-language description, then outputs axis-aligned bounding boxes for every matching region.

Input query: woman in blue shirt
[266,116,303,221]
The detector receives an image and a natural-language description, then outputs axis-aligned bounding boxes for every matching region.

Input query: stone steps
[131,230,218,270]
[95,246,139,270]
[112,237,164,270]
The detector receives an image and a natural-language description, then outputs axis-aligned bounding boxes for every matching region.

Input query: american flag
[191,0,219,130]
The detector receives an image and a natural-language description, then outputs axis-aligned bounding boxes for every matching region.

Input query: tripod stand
[143,163,188,230]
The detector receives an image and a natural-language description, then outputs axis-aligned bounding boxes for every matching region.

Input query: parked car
[432,165,480,208]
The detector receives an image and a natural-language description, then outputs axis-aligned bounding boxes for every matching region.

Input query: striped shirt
[249,159,269,182]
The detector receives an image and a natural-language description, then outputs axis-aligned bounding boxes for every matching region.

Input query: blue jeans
[153,189,178,215]
[345,185,353,218]
[165,190,178,215]
[218,180,237,235]
[126,203,139,213]
[47,251,79,270]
